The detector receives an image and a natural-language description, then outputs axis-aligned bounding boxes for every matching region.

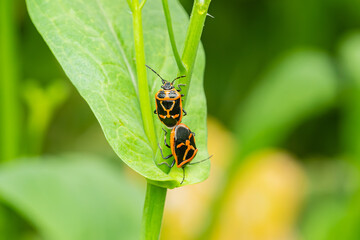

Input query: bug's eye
[158,91,166,98]
[169,90,178,98]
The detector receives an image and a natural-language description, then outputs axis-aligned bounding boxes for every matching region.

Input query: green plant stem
[180,0,211,105]
[0,0,20,162]
[131,0,157,151]
[126,0,133,11]
[161,0,186,74]
[141,183,167,240]
[129,1,168,239]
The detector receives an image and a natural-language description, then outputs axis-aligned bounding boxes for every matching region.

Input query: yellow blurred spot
[212,150,307,240]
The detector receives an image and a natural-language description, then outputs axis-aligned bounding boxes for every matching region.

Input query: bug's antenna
[171,75,186,85]
[188,155,213,165]
[145,65,166,84]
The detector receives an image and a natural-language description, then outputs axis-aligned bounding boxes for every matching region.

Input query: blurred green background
[1,0,360,239]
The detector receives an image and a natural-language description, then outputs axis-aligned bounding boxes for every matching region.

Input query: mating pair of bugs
[146,65,211,184]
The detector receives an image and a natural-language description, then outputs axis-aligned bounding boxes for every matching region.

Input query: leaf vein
[95,0,137,92]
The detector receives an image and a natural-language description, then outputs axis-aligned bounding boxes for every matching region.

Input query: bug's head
[161,81,174,90]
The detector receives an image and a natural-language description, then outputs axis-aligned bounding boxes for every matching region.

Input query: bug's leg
[181,94,185,97]
[158,159,175,168]
[182,109,187,116]
[188,155,214,165]
[158,143,173,159]
[180,167,185,184]
[176,84,186,92]
[162,128,170,148]
[154,109,157,114]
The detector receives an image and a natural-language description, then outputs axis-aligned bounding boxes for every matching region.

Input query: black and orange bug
[158,123,212,184]
[146,65,187,129]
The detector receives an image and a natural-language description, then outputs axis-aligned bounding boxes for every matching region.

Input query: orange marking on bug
[155,90,181,101]
[183,148,190,161]
[177,143,185,148]
[178,147,197,167]
[160,101,176,118]
[182,144,196,160]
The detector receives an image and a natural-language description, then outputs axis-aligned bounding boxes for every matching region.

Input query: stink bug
[146,65,187,129]
[158,123,212,184]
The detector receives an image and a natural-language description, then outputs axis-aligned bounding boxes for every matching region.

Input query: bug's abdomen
[174,137,197,167]
[156,98,182,128]
[175,144,187,166]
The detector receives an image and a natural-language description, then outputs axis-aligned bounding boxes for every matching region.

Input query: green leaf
[26,0,209,188]
[300,200,347,240]
[339,32,360,157]
[298,160,360,240]
[0,154,142,240]
[339,32,360,87]
[235,49,337,154]
[22,79,70,155]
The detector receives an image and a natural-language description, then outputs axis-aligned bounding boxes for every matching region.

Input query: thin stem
[179,0,211,106]
[126,0,133,11]
[131,1,168,239]
[141,183,167,240]
[162,0,186,74]
[0,0,20,162]
[132,0,157,151]
[139,0,146,10]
